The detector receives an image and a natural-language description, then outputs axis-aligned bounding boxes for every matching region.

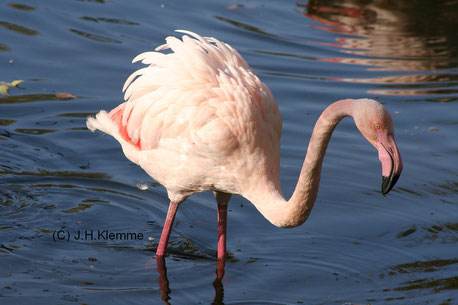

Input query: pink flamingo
[87,30,402,260]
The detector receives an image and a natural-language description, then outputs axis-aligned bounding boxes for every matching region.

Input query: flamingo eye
[375,124,380,129]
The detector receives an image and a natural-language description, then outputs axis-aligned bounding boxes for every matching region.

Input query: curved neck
[246,99,355,228]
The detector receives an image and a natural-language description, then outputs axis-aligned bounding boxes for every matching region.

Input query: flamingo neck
[247,99,355,228]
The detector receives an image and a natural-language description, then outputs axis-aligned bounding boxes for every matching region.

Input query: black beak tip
[382,174,400,195]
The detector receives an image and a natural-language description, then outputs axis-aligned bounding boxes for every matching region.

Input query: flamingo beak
[376,131,403,195]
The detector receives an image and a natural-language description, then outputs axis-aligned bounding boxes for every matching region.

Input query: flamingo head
[352,99,403,195]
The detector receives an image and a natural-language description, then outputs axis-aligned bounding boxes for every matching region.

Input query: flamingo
[87,30,402,260]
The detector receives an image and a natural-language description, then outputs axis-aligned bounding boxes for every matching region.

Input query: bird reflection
[156,256,171,304]
[155,256,226,305]
[299,0,458,96]
[212,259,226,305]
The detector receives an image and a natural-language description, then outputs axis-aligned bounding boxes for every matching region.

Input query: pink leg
[156,201,179,257]
[214,191,231,261]
[217,202,228,261]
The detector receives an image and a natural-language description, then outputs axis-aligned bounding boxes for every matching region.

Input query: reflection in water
[214,16,276,37]
[0,21,39,36]
[0,168,107,179]
[387,258,458,293]
[8,3,36,11]
[155,256,225,305]
[300,0,458,96]
[70,29,121,44]
[0,119,16,126]
[396,221,457,248]
[0,186,36,217]
[61,203,94,213]
[0,42,10,51]
[0,93,77,104]
[80,16,140,26]
[156,257,171,304]
[14,128,56,135]
[396,180,458,199]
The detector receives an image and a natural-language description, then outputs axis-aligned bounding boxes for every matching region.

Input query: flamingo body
[87,31,402,258]
[88,30,281,205]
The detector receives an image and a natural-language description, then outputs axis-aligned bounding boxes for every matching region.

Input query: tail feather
[87,103,142,150]
[87,111,111,133]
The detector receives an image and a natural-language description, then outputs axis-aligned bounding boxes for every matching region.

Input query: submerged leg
[214,192,231,261]
[156,201,179,257]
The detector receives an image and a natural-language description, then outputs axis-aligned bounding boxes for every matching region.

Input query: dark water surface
[1,0,457,304]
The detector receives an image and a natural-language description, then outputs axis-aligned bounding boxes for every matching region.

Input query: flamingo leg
[214,192,231,261]
[217,202,228,261]
[156,201,179,257]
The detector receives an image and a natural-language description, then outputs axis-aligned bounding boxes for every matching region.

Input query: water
[1,0,457,304]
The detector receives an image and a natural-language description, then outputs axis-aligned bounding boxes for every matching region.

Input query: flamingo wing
[87,31,281,200]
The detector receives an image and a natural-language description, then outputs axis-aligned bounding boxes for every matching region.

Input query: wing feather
[89,30,281,162]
